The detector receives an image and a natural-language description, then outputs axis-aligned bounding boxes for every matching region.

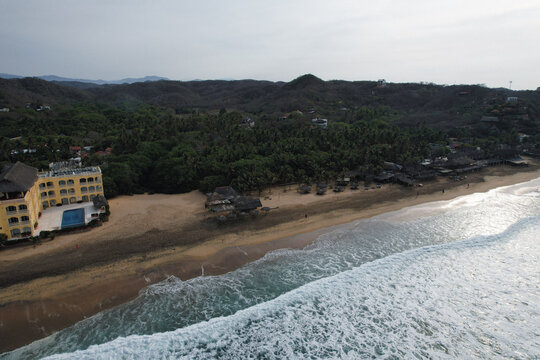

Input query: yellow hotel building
[0,162,105,240]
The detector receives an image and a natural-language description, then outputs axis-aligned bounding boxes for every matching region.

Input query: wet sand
[1,162,540,353]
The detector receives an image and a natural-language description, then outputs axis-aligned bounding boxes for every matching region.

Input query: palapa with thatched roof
[0,162,38,199]
[396,174,414,186]
[374,172,395,183]
[206,187,262,214]
[205,186,238,208]
[316,183,327,195]
[92,194,108,210]
[234,196,262,212]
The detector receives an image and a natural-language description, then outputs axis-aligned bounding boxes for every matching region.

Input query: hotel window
[60,189,67,195]
[89,186,95,192]
[20,215,29,223]
[59,180,66,187]
[41,192,47,198]
[46,181,54,187]
[81,187,88,193]
[50,200,57,206]
[22,227,32,236]
[69,197,76,204]
[48,190,55,196]
[61,198,68,205]
[18,204,27,211]
[95,177,101,183]
[10,228,21,237]
[8,217,19,224]
[79,178,86,184]
[87,177,94,183]
[82,195,89,202]
[42,201,49,209]
[39,183,46,189]
[90,194,96,200]
[68,188,75,194]
[6,206,17,214]
[67,179,75,185]
[96,185,102,191]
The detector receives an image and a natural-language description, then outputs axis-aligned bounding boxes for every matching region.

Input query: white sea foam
[379,177,540,223]
[4,178,540,359]
[45,216,540,359]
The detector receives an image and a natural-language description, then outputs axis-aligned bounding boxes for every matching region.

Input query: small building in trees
[311,118,328,129]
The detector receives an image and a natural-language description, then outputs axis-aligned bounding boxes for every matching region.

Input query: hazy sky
[1,0,539,89]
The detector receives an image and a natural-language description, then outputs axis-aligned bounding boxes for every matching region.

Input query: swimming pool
[61,208,86,229]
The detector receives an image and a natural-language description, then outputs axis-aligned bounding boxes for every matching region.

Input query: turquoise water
[60,208,85,229]
[4,179,540,359]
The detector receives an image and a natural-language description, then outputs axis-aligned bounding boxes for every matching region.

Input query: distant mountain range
[0,74,538,132]
[0,73,169,85]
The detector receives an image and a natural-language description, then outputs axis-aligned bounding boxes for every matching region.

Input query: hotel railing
[0,198,27,205]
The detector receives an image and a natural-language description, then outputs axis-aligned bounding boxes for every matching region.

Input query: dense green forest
[0,103,446,197]
[1,75,539,198]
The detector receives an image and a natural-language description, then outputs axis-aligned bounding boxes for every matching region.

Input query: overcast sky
[1,0,539,89]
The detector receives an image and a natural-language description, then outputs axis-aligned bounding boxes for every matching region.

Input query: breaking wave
[4,178,540,359]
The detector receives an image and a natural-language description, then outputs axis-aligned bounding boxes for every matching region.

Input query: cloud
[0,0,538,89]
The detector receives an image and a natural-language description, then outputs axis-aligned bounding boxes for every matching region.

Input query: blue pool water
[61,208,85,229]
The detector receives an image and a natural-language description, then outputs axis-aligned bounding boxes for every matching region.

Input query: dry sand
[1,161,540,352]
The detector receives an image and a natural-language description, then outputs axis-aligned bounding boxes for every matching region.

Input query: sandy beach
[1,161,540,353]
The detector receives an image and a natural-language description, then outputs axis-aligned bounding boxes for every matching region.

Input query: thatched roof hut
[0,162,38,197]
[214,186,238,199]
[234,196,262,212]
[374,172,395,183]
[92,194,108,210]
[206,186,239,207]
[506,158,528,167]
[396,175,414,186]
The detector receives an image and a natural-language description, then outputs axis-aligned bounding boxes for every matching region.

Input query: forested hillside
[0,75,539,197]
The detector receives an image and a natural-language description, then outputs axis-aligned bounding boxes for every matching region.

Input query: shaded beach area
[1,161,540,353]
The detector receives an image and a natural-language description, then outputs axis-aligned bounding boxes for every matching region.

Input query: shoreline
[1,163,540,353]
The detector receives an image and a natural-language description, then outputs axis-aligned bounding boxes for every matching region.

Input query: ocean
[3,179,540,359]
